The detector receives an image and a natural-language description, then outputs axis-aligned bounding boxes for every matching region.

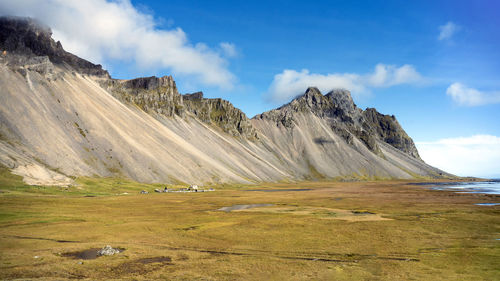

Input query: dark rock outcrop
[103,76,258,140]
[103,75,184,117]
[362,108,420,159]
[122,76,170,90]
[182,92,258,140]
[183,91,204,100]
[0,16,109,77]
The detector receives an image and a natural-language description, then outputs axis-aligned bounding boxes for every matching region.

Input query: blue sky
[1,0,499,177]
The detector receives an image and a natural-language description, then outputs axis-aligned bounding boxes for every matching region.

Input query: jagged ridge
[0,16,109,77]
[101,76,258,140]
[0,17,448,185]
[254,87,420,159]
[182,92,258,140]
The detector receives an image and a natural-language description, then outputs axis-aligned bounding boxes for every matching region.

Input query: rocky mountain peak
[281,87,358,117]
[253,87,422,160]
[256,88,354,124]
[303,86,323,99]
[325,89,357,114]
[297,87,329,109]
[0,16,109,77]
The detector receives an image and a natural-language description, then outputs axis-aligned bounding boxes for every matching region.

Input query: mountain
[0,17,449,186]
[251,87,437,180]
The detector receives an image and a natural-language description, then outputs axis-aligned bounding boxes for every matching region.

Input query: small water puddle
[62,248,101,260]
[218,204,274,212]
[475,203,500,206]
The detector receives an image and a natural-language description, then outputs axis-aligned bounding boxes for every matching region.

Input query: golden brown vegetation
[0,176,499,280]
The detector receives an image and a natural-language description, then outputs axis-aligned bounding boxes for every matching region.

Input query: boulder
[97,245,120,256]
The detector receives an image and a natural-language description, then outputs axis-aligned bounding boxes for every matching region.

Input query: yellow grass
[0,177,499,280]
[235,205,392,221]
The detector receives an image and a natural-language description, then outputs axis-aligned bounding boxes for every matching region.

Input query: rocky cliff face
[0,17,448,185]
[102,76,184,117]
[362,108,420,159]
[103,76,258,140]
[254,87,420,160]
[0,17,109,77]
[182,92,258,140]
[1,16,257,141]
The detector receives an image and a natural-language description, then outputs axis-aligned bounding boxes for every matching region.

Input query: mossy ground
[0,171,499,280]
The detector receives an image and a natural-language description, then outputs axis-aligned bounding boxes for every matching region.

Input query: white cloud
[0,0,236,89]
[446,83,500,106]
[268,64,423,102]
[219,42,238,58]
[368,64,422,87]
[416,135,500,178]
[438,21,459,40]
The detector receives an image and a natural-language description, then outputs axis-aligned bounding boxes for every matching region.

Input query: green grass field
[0,170,499,280]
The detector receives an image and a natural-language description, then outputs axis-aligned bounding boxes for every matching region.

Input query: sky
[1,0,499,178]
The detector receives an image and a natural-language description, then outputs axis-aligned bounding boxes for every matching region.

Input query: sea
[411,180,500,205]
[412,180,500,195]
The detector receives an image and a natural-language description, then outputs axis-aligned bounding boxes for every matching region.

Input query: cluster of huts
[140,185,214,194]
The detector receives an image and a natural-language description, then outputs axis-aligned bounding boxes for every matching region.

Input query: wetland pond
[218,204,274,212]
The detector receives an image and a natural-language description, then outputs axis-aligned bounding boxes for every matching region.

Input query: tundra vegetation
[0,168,498,280]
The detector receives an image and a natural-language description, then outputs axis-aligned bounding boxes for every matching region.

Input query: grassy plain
[0,172,499,280]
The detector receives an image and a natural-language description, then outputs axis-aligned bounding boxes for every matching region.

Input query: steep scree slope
[0,17,448,185]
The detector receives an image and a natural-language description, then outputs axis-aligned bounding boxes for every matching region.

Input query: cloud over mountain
[0,0,236,89]
[268,64,422,102]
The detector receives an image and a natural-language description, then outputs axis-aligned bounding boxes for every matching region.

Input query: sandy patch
[12,163,73,186]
